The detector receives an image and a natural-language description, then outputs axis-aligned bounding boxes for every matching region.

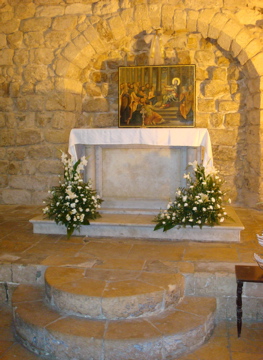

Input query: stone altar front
[68,128,213,213]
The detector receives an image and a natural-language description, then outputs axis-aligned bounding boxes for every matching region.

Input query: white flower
[189,218,193,222]
[182,195,187,202]
[66,214,71,221]
[193,207,197,211]
[188,160,198,170]
[220,217,225,222]
[202,207,206,212]
[205,165,218,177]
[184,173,190,180]
[80,156,88,167]
[184,203,188,207]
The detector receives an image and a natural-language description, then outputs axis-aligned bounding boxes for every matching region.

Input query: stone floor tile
[128,243,185,261]
[229,337,263,354]
[40,254,96,266]
[93,258,145,270]
[0,343,41,359]
[183,246,239,262]
[81,240,132,258]
[186,337,231,360]
[85,268,140,281]
[0,341,14,356]
[0,240,34,254]
[231,353,263,360]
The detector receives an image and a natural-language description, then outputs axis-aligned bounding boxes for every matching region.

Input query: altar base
[30,206,243,242]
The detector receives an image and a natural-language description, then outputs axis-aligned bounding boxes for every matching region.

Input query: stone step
[12,284,216,360]
[30,206,244,242]
[44,267,185,319]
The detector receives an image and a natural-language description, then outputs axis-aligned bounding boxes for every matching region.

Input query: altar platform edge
[30,206,244,242]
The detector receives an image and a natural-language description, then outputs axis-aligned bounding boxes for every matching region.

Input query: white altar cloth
[68,128,213,167]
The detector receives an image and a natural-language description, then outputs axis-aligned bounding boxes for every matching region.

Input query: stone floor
[0,204,263,359]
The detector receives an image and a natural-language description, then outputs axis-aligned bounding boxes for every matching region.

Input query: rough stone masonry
[0,0,262,207]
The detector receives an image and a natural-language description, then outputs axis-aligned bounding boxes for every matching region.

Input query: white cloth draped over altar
[68,128,213,212]
[69,128,213,166]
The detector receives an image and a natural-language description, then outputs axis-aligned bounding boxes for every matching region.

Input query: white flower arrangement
[43,151,103,239]
[154,161,231,232]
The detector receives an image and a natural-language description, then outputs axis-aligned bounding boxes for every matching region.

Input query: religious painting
[118,65,196,128]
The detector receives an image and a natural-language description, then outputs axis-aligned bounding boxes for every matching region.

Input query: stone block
[209,128,238,146]
[218,19,243,51]
[7,31,23,49]
[52,15,78,31]
[0,129,16,146]
[12,264,46,285]
[23,64,48,83]
[193,273,217,296]
[20,17,51,32]
[0,49,14,66]
[24,31,45,47]
[225,112,243,127]
[65,3,92,15]
[198,98,215,112]
[0,19,20,34]
[134,4,152,32]
[36,5,64,17]
[238,39,262,66]
[207,12,229,39]
[203,80,229,97]
[45,93,76,111]
[62,78,82,94]
[44,129,70,144]
[209,113,224,128]
[195,50,215,66]
[0,265,12,282]
[16,129,41,146]
[174,10,187,31]
[197,9,216,38]
[231,28,253,58]
[15,3,36,19]
[93,0,119,15]
[186,10,199,32]
[108,15,126,40]
[82,98,109,112]
[2,189,31,204]
[218,100,239,112]
[44,30,69,48]
[184,0,223,8]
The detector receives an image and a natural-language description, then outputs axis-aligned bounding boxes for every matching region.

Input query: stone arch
[55,7,263,206]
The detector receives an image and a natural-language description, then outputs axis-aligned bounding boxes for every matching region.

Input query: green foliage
[43,152,103,239]
[154,161,231,232]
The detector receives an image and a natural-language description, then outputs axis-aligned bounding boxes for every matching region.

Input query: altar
[68,128,213,213]
[31,127,244,241]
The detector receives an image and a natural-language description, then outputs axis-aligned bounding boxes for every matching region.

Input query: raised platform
[30,206,244,242]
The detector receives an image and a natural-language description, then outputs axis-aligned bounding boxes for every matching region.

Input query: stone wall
[0,0,262,206]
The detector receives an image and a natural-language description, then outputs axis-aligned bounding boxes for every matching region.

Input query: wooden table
[235,265,263,337]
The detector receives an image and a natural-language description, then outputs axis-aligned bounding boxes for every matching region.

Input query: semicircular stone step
[44,266,185,319]
[12,284,216,360]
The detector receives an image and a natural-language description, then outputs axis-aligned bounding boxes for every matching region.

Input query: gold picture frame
[119,65,196,128]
